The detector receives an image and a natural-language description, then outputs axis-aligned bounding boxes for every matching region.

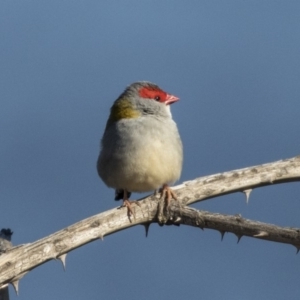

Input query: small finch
[97,81,183,216]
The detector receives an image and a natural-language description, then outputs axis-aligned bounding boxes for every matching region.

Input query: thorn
[253,231,268,237]
[243,189,252,204]
[9,271,27,294]
[174,217,181,223]
[235,234,242,244]
[99,234,104,241]
[294,245,300,254]
[219,231,225,241]
[268,175,276,184]
[57,253,67,271]
[11,280,19,295]
[143,223,151,237]
[199,225,204,231]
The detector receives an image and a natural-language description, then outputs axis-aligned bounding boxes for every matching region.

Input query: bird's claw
[157,184,178,225]
[160,185,177,206]
[122,199,140,217]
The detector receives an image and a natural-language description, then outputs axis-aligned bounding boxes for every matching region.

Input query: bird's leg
[122,190,140,217]
[157,184,178,224]
[160,184,177,207]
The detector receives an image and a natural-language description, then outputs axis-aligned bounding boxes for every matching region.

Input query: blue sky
[1,1,300,299]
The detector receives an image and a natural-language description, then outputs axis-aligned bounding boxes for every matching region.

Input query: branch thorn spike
[174,217,181,223]
[11,280,19,295]
[57,253,67,271]
[243,189,252,204]
[235,234,242,244]
[99,234,104,241]
[253,231,268,237]
[268,175,276,184]
[219,231,225,241]
[295,245,300,254]
[143,223,151,237]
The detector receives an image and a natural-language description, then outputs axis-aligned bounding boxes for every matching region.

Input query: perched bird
[0,228,13,254]
[0,228,13,299]
[97,81,183,216]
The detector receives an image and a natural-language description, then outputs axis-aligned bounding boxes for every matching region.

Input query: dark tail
[115,189,131,200]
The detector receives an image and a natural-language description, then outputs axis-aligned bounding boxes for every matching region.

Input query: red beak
[165,94,179,105]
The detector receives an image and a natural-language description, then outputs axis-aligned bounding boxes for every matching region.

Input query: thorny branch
[167,205,300,248]
[0,155,299,293]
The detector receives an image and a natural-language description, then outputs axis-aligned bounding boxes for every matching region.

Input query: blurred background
[1,1,300,299]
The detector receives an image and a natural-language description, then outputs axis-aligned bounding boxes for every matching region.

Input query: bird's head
[109,81,179,122]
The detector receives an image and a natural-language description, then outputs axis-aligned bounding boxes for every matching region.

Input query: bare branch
[167,204,300,249]
[173,155,300,206]
[0,155,299,290]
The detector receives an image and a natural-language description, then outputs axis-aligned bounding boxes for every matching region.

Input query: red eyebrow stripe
[138,87,167,101]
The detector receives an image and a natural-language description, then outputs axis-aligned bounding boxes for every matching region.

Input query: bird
[0,228,13,254]
[0,228,13,298]
[97,81,183,216]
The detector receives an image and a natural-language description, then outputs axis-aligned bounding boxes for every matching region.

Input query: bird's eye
[154,96,160,101]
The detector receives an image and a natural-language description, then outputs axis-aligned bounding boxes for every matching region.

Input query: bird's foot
[157,184,178,224]
[122,199,140,217]
[160,184,177,206]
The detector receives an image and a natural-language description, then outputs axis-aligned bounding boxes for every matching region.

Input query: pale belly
[98,117,183,192]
